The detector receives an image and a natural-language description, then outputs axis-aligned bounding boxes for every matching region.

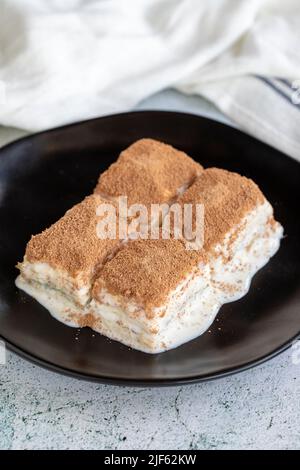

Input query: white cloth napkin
[0,0,300,159]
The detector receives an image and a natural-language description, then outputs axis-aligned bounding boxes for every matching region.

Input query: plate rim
[3,333,299,387]
[0,109,298,165]
[1,110,300,386]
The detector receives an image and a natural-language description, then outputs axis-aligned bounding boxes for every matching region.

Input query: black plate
[0,111,299,386]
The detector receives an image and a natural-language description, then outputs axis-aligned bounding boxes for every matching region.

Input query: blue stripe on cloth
[255,75,299,109]
[276,78,293,88]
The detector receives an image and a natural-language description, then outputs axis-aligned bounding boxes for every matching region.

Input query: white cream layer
[16,201,283,354]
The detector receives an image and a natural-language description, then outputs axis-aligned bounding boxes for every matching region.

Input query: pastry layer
[17,194,122,306]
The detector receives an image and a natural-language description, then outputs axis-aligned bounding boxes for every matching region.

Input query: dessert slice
[177,168,283,302]
[16,194,122,325]
[88,237,209,353]
[84,168,283,353]
[94,138,203,233]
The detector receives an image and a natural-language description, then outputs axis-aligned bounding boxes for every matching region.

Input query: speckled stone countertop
[1,349,299,450]
[0,91,299,450]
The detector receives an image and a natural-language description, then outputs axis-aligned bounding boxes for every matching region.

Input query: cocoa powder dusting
[94,138,203,206]
[25,195,121,277]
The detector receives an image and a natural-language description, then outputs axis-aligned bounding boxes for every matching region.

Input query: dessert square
[16,194,122,322]
[94,138,203,232]
[16,140,283,353]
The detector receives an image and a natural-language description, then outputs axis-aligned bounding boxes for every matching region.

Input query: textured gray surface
[0,91,299,450]
[0,348,299,450]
